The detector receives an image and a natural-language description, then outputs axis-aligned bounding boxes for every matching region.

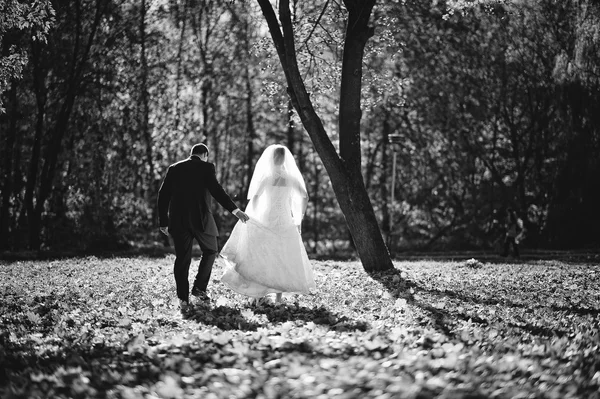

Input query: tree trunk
[286,4,298,156]
[25,40,47,250]
[172,0,188,133]
[245,62,255,197]
[287,100,295,155]
[11,95,26,249]
[140,0,157,225]
[312,159,320,254]
[380,115,391,247]
[0,81,18,250]
[257,0,393,271]
[0,31,20,250]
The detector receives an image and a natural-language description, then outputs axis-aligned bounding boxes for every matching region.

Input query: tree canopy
[1,0,598,256]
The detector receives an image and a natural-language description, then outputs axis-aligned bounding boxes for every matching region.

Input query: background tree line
[1,0,599,256]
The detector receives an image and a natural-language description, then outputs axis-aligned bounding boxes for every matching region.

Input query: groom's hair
[273,147,285,165]
[191,143,209,156]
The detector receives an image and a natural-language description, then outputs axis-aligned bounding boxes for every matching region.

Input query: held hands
[233,209,250,223]
[159,226,169,236]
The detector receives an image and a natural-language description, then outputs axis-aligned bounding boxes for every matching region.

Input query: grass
[0,255,599,398]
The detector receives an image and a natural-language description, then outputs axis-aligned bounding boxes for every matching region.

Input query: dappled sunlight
[1,257,599,398]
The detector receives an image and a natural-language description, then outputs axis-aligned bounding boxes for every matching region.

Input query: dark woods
[1,0,599,255]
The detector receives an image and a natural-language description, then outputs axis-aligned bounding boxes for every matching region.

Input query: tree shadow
[181,301,369,333]
[367,267,577,339]
[252,302,370,332]
[392,249,600,265]
[0,335,231,397]
[413,283,600,317]
[182,304,261,331]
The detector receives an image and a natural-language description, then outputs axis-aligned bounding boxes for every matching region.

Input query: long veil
[246,144,307,225]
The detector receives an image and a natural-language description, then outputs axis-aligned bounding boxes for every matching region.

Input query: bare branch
[300,0,330,52]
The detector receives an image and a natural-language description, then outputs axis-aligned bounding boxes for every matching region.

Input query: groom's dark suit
[158,156,237,302]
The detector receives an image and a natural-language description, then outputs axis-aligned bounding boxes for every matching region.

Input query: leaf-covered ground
[1,256,599,398]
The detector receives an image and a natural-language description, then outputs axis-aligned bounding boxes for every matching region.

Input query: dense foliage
[0,0,54,112]
[1,256,599,397]
[0,0,599,254]
[361,1,600,251]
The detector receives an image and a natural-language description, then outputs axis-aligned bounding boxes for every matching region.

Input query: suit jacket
[158,157,237,236]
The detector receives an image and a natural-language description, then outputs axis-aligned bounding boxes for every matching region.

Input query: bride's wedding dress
[220,145,316,298]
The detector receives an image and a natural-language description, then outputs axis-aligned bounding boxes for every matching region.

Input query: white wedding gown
[220,175,316,298]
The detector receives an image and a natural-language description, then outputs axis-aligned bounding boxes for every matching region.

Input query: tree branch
[300,0,330,51]
[256,0,287,71]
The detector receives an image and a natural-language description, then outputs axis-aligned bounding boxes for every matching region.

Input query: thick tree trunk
[257,0,393,271]
[339,1,373,169]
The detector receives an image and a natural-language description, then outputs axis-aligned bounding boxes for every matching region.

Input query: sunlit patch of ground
[1,256,598,398]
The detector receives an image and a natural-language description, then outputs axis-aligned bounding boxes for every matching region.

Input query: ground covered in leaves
[1,256,599,398]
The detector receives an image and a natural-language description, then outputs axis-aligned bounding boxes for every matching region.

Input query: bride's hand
[233,209,249,223]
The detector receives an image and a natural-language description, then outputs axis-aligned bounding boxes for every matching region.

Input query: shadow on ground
[367,261,599,340]
[391,249,600,265]
[182,301,369,333]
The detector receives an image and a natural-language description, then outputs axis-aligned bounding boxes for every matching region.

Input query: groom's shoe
[179,299,190,312]
[191,287,210,302]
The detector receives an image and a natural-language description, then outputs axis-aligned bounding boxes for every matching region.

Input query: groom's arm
[206,163,248,222]
[157,167,173,229]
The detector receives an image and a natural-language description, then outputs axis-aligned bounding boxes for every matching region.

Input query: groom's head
[191,143,209,161]
[273,147,285,166]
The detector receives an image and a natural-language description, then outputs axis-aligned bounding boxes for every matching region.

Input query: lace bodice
[248,173,301,229]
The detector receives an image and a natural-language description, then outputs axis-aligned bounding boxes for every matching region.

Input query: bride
[220,144,316,303]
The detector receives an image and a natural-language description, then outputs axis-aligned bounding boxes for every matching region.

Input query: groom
[158,143,249,310]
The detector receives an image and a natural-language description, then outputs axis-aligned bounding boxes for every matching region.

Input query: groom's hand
[159,226,169,236]
[232,209,249,223]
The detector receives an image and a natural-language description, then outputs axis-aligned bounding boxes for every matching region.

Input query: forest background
[1,0,599,257]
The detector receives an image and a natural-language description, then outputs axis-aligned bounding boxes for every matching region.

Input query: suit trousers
[171,229,218,301]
